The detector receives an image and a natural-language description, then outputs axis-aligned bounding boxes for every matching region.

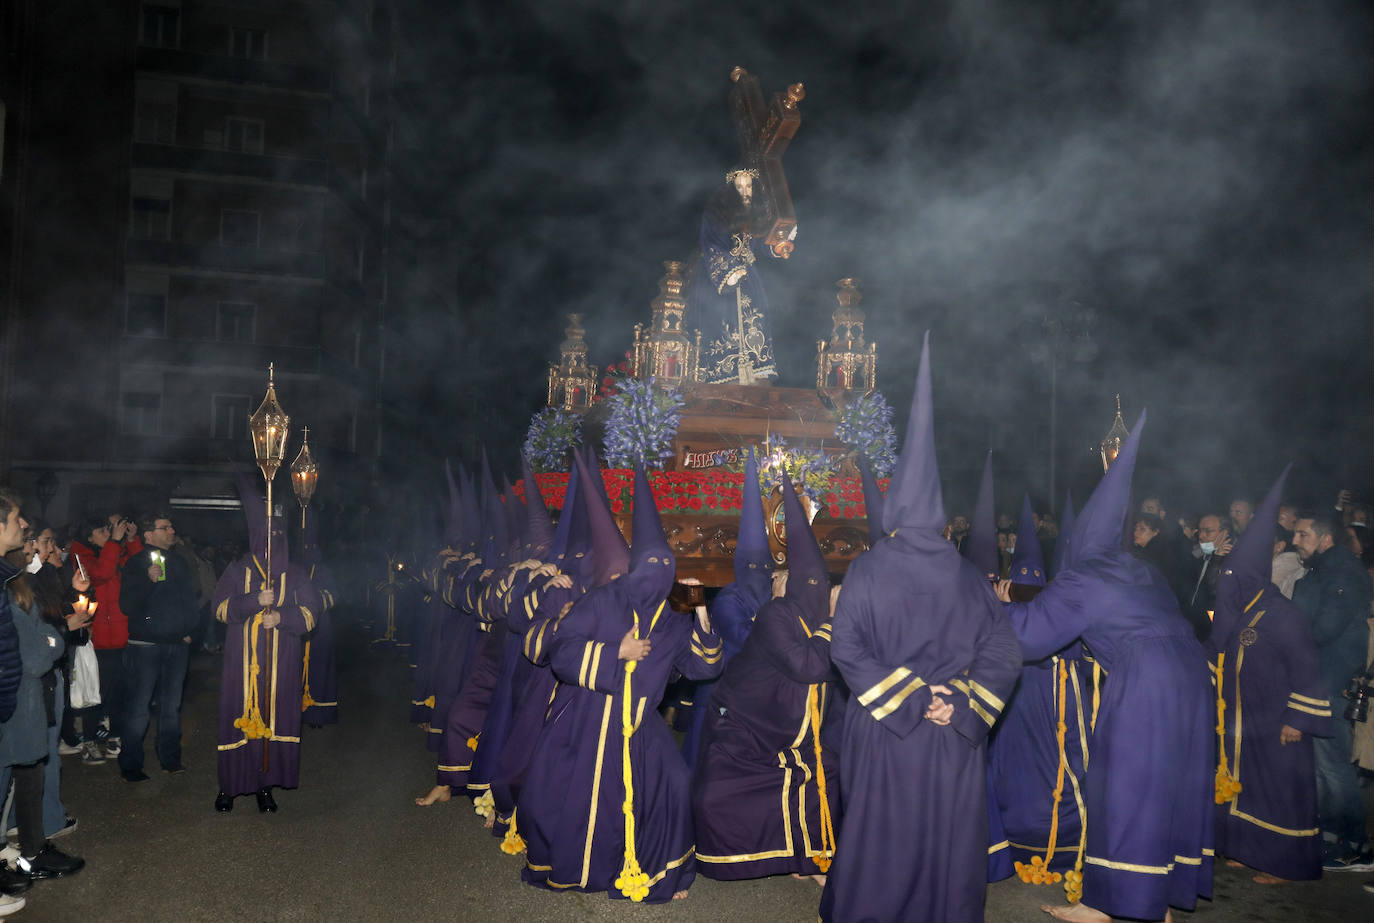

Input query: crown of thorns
[725,167,760,183]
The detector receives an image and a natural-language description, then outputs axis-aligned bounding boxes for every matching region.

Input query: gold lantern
[1100,394,1129,472]
[248,363,290,571]
[290,426,319,529]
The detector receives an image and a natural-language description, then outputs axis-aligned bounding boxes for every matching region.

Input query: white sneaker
[57,740,81,757]
[0,844,18,863]
[102,737,122,758]
[80,742,106,765]
[0,893,25,917]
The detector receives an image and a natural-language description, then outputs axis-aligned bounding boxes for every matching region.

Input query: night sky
[386,0,1374,516]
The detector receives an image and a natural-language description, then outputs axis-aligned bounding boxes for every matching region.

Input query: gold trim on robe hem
[1084,852,1212,874]
[988,840,1010,855]
[1227,805,1320,838]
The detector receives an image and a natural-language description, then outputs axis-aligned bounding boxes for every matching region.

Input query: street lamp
[248,363,290,573]
[1100,394,1130,472]
[290,426,318,530]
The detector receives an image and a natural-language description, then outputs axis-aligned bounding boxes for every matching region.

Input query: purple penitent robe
[1213,582,1331,879]
[1005,562,1215,920]
[691,592,838,879]
[520,582,723,902]
[214,557,321,796]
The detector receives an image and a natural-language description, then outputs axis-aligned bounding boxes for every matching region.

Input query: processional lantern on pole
[249,363,290,573]
[1100,394,1129,473]
[290,426,318,531]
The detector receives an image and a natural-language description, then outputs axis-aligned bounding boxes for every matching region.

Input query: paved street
[25,609,1372,922]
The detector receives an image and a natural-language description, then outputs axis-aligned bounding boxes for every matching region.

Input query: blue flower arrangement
[603,377,685,470]
[523,407,582,473]
[835,391,897,477]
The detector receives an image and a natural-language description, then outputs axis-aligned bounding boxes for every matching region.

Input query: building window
[130,197,171,240]
[121,393,162,436]
[229,27,268,60]
[216,302,256,342]
[224,117,264,154]
[125,294,167,337]
[134,99,176,144]
[211,394,252,440]
[220,210,260,248]
[140,5,180,48]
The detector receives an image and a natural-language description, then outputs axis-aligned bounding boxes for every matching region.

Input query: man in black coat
[117,512,199,782]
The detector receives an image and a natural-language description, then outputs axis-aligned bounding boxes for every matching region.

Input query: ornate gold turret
[632,260,700,384]
[546,314,597,410]
[816,278,877,391]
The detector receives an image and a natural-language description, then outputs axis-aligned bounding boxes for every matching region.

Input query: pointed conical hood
[443,460,462,546]
[234,471,267,560]
[1213,464,1291,650]
[780,469,829,609]
[1051,491,1075,578]
[561,469,595,585]
[521,454,555,559]
[626,465,675,607]
[964,451,997,579]
[734,446,773,601]
[1064,410,1146,567]
[501,476,524,558]
[574,451,628,586]
[883,332,948,543]
[547,465,578,565]
[857,452,885,541]
[1010,494,1046,587]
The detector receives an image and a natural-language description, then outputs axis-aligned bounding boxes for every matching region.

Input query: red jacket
[70,537,144,649]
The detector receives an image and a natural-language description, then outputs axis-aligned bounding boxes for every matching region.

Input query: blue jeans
[118,642,189,773]
[1313,717,1367,847]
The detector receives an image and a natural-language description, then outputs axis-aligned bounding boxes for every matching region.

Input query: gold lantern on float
[1100,394,1129,472]
[248,363,290,571]
[290,426,319,529]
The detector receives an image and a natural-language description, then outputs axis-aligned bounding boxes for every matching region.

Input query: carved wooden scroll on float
[729,66,804,259]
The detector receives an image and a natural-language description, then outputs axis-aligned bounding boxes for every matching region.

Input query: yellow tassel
[616,602,664,902]
[236,611,273,740]
[808,683,836,873]
[424,695,436,709]
[467,734,481,751]
[1213,652,1242,804]
[473,790,495,819]
[500,810,526,855]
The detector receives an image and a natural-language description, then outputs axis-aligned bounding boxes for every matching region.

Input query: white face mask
[25,551,42,574]
[1199,541,1216,556]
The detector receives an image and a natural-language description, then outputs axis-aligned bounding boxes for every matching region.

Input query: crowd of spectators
[0,494,240,918]
[950,486,1374,882]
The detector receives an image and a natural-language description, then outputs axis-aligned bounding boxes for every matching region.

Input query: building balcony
[121,336,321,376]
[132,142,328,186]
[125,237,326,278]
[136,47,331,94]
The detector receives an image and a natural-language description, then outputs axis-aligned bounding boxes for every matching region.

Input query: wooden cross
[728,66,805,259]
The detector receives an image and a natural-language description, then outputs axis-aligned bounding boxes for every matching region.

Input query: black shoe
[0,864,31,896]
[214,792,233,813]
[161,762,187,774]
[256,788,277,813]
[16,845,84,879]
[120,769,149,783]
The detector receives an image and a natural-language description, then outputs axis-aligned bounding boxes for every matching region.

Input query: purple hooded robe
[1212,464,1331,880]
[214,487,322,797]
[520,463,723,902]
[1001,410,1215,920]
[693,470,840,880]
[819,334,1023,923]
